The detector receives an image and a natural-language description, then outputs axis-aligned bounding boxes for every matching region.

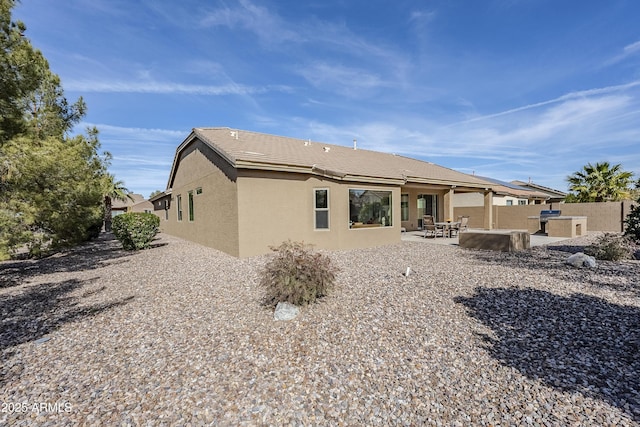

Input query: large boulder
[274,301,300,321]
[566,252,597,268]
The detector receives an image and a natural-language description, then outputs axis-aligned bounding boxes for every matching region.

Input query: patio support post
[484,191,494,230]
[444,188,455,221]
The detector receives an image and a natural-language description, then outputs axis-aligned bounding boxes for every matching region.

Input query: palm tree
[102,174,133,232]
[567,161,634,202]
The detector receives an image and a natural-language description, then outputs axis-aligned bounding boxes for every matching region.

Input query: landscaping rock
[274,301,300,321]
[566,252,597,268]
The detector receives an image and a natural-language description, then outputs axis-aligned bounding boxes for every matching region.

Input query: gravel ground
[1,232,639,426]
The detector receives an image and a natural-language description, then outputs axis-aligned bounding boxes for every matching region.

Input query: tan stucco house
[511,180,567,203]
[151,127,499,257]
[112,193,153,216]
[454,176,550,207]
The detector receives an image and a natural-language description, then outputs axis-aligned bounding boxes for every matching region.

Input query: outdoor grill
[539,209,561,234]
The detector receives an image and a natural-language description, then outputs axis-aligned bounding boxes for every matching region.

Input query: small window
[506,200,513,206]
[401,194,409,221]
[314,189,329,229]
[177,195,183,221]
[188,191,194,221]
[196,187,203,195]
[518,200,527,205]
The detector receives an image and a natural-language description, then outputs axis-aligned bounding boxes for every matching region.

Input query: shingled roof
[168,127,495,190]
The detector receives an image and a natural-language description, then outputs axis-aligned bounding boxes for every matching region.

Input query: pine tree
[0,1,112,258]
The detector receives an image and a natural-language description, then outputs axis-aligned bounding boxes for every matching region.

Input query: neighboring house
[454,176,550,207]
[151,127,501,257]
[111,193,153,217]
[511,180,567,203]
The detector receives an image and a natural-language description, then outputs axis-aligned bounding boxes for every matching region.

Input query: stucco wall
[455,201,634,232]
[236,170,401,257]
[452,206,486,229]
[161,140,240,256]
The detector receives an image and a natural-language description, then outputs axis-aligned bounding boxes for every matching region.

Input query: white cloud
[286,80,640,192]
[623,40,640,54]
[452,80,640,125]
[409,10,436,23]
[65,80,291,95]
[604,39,640,66]
[199,0,300,45]
[86,123,185,137]
[296,62,386,96]
[112,155,173,167]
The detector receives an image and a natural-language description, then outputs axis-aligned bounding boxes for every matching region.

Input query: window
[177,195,183,221]
[196,187,203,195]
[401,194,409,221]
[518,200,527,205]
[349,189,392,228]
[506,200,513,206]
[314,189,329,229]
[188,191,194,221]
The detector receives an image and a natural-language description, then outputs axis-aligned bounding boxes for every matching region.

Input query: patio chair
[423,215,444,238]
[458,216,469,232]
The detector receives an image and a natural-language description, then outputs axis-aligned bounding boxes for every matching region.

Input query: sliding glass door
[417,194,437,228]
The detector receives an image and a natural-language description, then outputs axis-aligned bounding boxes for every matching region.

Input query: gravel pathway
[1,232,639,426]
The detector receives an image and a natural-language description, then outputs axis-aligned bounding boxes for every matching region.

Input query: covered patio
[401,229,572,247]
[399,184,495,232]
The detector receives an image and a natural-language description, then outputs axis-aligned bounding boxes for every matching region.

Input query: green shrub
[260,240,338,307]
[585,233,635,261]
[112,212,160,250]
[624,201,640,243]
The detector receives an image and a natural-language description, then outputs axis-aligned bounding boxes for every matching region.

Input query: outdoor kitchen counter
[527,215,588,238]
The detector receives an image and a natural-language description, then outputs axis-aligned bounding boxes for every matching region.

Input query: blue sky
[14,0,640,198]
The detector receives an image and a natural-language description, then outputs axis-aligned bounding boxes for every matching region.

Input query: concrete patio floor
[401,229,572,247]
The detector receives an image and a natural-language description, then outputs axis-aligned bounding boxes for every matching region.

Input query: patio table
[435,221,461,238]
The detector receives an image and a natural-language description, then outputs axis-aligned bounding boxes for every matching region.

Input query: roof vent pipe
[353,139,357,150]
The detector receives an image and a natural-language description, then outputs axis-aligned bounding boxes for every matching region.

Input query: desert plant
[624,200,640,243]
[111,212,159,250]
[585,233,635,261]
[260,240,338,307]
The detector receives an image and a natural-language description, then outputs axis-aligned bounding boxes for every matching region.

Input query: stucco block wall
[161,141,240,256]
[459,231,530,251]
[236,171,401,257]
[455,201,634,232]
[453,206,485,229]
[547,217,587,238]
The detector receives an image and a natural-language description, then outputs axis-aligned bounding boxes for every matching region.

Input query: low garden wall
[454,201,634,232]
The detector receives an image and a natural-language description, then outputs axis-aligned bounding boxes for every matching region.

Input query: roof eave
[236,160,405,185]
[405,176,491,190]
[167,130,238,190]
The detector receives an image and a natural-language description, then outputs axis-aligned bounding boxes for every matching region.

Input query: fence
[454,201,635,232]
